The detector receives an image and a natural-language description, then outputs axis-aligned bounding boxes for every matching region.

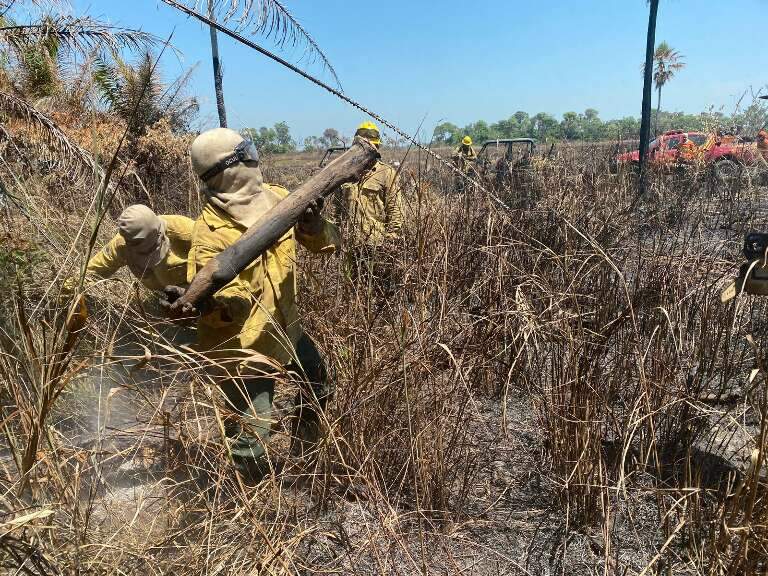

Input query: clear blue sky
[73,0,768,142]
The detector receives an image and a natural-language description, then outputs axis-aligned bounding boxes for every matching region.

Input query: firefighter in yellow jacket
[452,135,477,173]
[757,129,768,164]
[339,121,403,246]
[67,205,193,292]
[185,127,339,475]
[678,135,698,163]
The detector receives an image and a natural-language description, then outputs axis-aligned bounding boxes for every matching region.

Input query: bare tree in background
[207,0,227,127]
[638,0,659,189]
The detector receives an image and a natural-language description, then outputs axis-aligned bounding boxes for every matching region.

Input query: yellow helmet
[355,121,381,146]
[462,135,472,146]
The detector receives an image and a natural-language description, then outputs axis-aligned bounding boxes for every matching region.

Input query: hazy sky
[72,0,768,141]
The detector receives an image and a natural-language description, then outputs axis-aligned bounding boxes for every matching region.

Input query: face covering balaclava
[190,128,282,228]
[117,204,169,278]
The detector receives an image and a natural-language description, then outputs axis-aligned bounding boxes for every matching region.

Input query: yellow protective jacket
[74,215,193,291]
[188,184,340,365]
[758,132,768,160]
[453,144,477,161]
[340,160,403,246]
[453,144,477,173]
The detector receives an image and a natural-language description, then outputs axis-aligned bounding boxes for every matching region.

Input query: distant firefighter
[339,121,403,245]
[452,135,477,172]
[678,135,698,162]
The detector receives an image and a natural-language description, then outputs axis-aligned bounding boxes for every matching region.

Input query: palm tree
[0,12,157,174]
[638,0,659,183]
[651,41,685,133]
[165,0,342,124]
[93,50,198,139]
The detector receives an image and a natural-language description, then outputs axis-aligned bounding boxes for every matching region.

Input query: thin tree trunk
[639,0,659,191]
[208,0,227,128]
[655,86,661,135]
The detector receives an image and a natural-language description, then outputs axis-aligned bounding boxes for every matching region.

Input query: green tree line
[432,104,768,146]
[241,121,296,154]
[240,103,768,156]
[239,125,345,154]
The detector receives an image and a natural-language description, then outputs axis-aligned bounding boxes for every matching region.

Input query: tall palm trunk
[655,85,662,135]
[208,0,227,128]
[639,0,659,190]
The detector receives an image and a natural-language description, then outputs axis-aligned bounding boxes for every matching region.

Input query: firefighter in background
[757,129,768,164]
[452,136,477,173]
[678,135,698,163]
[339,121,403,246]
[337,121,403,296]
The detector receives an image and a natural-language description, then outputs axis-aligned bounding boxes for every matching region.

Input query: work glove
[160,285,215,317]
[159,285,186,309]
[297,197,325,236]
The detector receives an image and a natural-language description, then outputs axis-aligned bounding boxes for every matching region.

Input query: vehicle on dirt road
[612,130,760,182]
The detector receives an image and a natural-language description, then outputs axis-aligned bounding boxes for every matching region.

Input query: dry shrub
[2,139,768,575]
[131,117,197,212]
[51,110,126,161]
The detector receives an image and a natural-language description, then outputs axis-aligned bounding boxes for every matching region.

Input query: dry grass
[1,135,768,575]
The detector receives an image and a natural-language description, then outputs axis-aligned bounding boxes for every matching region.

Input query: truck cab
[617,130,714,167]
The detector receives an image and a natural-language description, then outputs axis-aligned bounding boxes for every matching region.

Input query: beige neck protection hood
[117,204,169,278]
[202,163,282,228]
[191,128,282,228]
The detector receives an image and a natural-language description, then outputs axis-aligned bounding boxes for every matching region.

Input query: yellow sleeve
[64,235,128,291]
[296,217,341,254]
[384,168,403,235]
[87,234,127,278]
[163,215,195,243]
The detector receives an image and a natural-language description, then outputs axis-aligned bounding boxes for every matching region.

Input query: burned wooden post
[638,0,659,195]
[172,136,378,312]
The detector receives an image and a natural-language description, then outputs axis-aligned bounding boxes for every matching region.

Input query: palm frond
[122,51,163,124]
[157,64,199,131]
[0,0,66,11]
[0,89,97,176]
[92,54,122,110]
[0,16,158,59]
[56,49,99,110]
[190,0,341,89]
[91,49,195,136]
[649,41,685,90]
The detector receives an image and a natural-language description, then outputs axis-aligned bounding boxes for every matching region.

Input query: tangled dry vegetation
[1,127,768,575]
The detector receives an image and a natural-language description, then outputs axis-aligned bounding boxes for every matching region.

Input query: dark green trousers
[219,333,330,473]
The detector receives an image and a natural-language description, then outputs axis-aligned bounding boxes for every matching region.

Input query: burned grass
[1,143,768,575]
